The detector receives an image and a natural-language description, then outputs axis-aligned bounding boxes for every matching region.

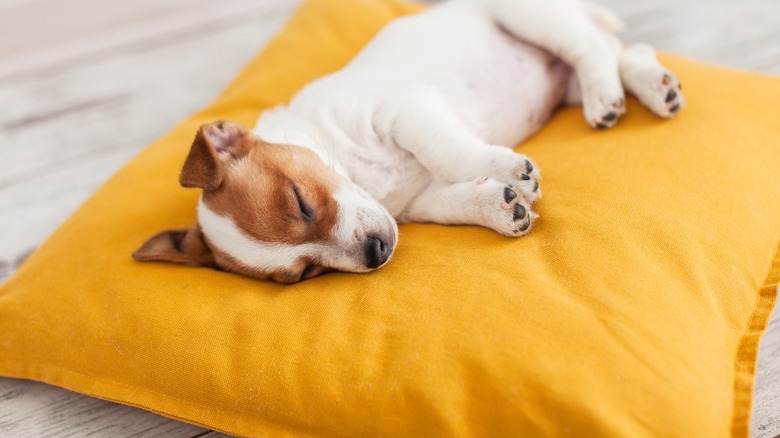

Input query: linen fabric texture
[1,0,779,436]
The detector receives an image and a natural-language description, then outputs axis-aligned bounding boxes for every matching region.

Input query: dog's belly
[436,38,570,147]
[352,3,571,147]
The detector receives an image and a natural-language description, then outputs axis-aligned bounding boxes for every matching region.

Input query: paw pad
[590,98,626,129]
[660,73,684,117]
[513,203,526,221]
[503,186,517,203]
[513,218,531,233]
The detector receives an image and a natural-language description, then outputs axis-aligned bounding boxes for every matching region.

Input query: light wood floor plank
[0,379,208,437]
[0,2,298,265]
[0,0,294,82]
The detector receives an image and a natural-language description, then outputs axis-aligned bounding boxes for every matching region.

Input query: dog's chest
[346,137,432,217]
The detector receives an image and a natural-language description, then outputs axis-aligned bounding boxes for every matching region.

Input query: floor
[0,0,778,436]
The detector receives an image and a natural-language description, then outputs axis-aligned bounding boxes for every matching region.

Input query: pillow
[1,0,779,436]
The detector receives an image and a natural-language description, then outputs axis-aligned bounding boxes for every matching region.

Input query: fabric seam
[731,239,780,437]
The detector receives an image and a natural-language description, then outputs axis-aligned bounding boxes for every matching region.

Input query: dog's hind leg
[619,43,685,118]
[564,42,686,118]
[398,177,537,237]
[475,0,625,128]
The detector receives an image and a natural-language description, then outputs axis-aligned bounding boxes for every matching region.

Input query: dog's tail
[582,1,625,34]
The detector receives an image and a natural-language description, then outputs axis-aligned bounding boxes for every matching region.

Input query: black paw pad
[665,89,677,103]
[596,122,609,129]
[602,111,618,122]
[525,160,534,174]
[503,187,517,203]
[520,174,531,181]
[517,218,531,232]
[513,204,526,221]
[533,180,539,192]
[669,103,680,113]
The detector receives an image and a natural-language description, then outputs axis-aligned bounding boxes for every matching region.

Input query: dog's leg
[619,43,685,118]
[481,0,625,128]
[380,89,540,202]
[564,42,685,118]
[398,177,537,237]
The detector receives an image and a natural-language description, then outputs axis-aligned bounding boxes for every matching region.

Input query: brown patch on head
[196,123,343,246]
[135,119,373,283]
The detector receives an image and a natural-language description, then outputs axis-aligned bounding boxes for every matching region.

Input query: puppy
[134,0,684,283]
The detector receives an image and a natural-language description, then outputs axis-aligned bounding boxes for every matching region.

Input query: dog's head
[133,120,397,283]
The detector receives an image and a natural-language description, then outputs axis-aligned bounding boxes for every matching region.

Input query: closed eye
[292,184,315,223]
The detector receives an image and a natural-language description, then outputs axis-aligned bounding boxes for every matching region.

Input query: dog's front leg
[398,177,537,237]
[377,89,540,203]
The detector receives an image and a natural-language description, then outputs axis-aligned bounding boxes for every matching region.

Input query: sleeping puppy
[134,0,684,283]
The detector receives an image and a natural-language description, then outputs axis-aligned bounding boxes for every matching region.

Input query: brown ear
[180,120,248,190]
[132,225,216,268]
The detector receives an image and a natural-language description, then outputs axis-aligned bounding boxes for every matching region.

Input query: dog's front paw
[475,177,538,237]
[489,153,541,203]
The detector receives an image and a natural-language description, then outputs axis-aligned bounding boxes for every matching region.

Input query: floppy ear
[132,225,217,268]
[180,120,248,190]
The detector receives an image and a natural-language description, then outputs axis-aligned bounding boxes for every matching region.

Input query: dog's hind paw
[584,92,626,129]
[635,71,684,118]
[620,43,684,118]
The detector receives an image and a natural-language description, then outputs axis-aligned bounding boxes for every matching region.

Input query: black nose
[365,235,392,269]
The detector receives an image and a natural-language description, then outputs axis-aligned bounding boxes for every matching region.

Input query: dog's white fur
[183,0,684,280]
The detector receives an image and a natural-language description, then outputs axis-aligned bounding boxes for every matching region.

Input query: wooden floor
[1,0,779,436]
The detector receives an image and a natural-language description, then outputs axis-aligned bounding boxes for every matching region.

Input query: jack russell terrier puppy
[134,0,684,283]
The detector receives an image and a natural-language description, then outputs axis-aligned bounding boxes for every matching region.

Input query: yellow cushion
[1,0,779,436]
